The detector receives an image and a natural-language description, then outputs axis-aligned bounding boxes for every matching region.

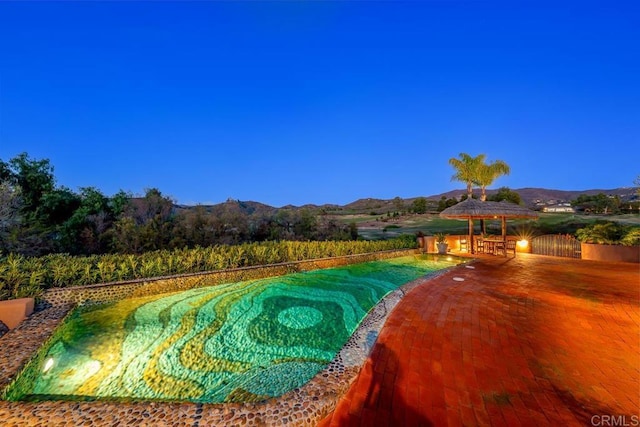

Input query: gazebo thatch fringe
[439,199,538,254]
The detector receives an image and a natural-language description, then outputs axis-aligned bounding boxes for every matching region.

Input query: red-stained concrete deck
[320,253,640,427]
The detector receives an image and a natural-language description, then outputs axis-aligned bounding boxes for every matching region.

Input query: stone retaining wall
[38,249,416,309]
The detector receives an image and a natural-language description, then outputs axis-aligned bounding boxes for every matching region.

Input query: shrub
[382,225,401,232]
[620,228,640,246]
[0,237,417,300]
[576,221,640,246]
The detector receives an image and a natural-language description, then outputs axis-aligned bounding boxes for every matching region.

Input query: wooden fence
[531,234,582,258]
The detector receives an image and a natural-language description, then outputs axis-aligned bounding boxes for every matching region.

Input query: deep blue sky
[1,1,638,207]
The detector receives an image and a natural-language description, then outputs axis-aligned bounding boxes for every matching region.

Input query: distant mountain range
[431,187,637,206]
[175,187,638,215]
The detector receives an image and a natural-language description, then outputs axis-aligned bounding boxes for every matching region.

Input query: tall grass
[0,236,416,300]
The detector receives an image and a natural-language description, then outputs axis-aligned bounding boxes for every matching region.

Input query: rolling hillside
[431,187,637,206]
[175,187,637,215]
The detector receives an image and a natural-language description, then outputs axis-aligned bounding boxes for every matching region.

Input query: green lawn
[332,212,640,240]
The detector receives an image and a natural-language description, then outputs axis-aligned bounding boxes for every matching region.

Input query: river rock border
[0,253,465,426]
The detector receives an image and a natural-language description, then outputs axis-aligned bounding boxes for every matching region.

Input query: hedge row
[0,236,417,300]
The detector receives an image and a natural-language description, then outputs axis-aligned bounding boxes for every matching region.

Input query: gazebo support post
[468,218,475,254]
[501,216,507,257]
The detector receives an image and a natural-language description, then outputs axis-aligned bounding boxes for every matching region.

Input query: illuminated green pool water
[9,255,457,403]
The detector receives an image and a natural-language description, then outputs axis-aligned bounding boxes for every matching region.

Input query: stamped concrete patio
[321,253,640,427]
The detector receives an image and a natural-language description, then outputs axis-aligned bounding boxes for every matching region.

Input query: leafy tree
[78,187,110,214]
[8,153,55,213]
[133,188,174,225]
[109,190,132,218]
[138,189,175,250]
[173,205,219,247]
[0,183,22,251]
[349,222,359,240]
[36,187,81,226]
[316,217,347,241]
[219,210,250,245]
[411,197,428,214]
[110,188,176,253]
[437,196,458,212]
[0,159,12,183]
[0,153,58,254]
[487,187,522,205]
[392,196,405,214]
[57,187,115,254]
[274,209,296,239]
[111,216,141,253]
[249,215,279,242]
[293,209,318,240]
[572,193,620,214]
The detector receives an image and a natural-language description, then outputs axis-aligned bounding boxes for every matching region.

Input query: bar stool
[460,238,468,252]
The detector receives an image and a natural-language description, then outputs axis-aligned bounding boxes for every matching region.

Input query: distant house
[543,204,575,213]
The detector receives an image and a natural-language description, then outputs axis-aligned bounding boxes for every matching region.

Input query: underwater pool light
[43,358,54,373]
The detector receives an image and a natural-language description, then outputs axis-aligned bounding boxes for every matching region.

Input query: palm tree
[449,153,485,252]
[476,158,510,234]
[476,160,511,201]
[448,153,486,197]
[449,153,512,236]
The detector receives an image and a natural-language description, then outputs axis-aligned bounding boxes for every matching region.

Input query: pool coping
[0,257,468,426]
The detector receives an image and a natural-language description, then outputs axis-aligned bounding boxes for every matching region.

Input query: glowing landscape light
[43,358,54,373]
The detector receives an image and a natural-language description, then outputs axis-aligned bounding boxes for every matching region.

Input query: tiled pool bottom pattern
[0,257,458,425]
[9,257,453,404]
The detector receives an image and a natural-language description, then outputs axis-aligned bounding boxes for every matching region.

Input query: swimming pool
[6,255,458,403]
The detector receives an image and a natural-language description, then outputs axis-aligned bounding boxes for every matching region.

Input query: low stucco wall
[580,243,640,263]
[417,235,467,253]
[417,236,436,253]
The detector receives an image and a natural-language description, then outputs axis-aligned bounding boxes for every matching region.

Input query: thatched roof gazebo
[439,198,539,253]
